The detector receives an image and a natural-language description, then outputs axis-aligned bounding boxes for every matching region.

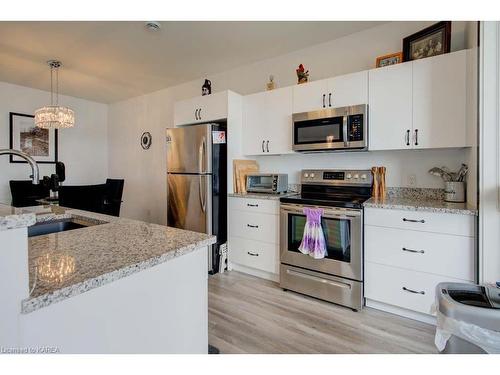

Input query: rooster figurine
[296,64,309,84]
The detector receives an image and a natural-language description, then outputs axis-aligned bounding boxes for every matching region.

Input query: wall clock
[141,132,152,150]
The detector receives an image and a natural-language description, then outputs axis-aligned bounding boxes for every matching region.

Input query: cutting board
[233,160,259,193]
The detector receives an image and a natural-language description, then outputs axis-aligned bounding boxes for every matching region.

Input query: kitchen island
[0,204,215,354]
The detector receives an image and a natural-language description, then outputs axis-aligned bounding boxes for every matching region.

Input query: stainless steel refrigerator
[166,123,227,274]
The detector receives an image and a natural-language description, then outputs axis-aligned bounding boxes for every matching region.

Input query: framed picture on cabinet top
[376,52,403,68]
[9,112,58,164]
[403,21,451,62]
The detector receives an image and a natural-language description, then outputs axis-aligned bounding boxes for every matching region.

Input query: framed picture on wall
[9,112,58,164]
[403,21,451,61]
[375,52,403,68]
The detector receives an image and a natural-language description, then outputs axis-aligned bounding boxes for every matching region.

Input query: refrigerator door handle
[199,136,206,173]
[199,175,206,213]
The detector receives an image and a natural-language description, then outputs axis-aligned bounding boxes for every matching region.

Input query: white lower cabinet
[365,263,467,315]
[228,237,278,274]
[364,207,476,324]
[228,197,280,281]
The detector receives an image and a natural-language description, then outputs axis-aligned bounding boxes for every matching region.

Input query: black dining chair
[58,179,124,217]
[10,180,50,207]
[103,179,124,216]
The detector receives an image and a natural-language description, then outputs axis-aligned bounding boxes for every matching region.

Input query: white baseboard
[366,299,436,325]
[228,262,279,282]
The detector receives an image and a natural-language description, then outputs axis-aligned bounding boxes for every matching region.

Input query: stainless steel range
[279,169,373,311]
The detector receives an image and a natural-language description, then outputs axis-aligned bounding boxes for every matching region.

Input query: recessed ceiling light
[145,21,161,32]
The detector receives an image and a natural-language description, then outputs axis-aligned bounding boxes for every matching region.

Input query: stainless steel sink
[28,219,91,237]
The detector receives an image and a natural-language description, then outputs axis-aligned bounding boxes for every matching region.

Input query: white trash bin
[435,282,500,354]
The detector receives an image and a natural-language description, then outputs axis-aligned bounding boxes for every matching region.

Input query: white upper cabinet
[174,91,228,126]
[369,62,413,151]
[292,79,329,113]
[327,71,368,108]
[412,50,467,149]
[369,50,468,151]
[292,71,368,114]
[243,87,293,155]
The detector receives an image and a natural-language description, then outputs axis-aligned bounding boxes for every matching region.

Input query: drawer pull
[247,203,259,207]
[402,287,425,295]
[402,218,425,223]
[247,251,259,257]
[402,247,425,254]
[247,224,259,228]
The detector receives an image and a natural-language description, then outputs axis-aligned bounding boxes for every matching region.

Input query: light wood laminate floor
[208,271,437,354]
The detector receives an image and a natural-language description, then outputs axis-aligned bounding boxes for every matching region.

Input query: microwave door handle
[342,114,348,147]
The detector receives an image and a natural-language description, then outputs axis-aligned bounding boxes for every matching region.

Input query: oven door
[280,203,363,281]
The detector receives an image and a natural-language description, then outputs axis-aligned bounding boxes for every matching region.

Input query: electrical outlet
[408,174,417,187]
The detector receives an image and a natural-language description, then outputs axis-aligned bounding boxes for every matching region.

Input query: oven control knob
[354,174,359,179]
[361,174,367,179]
[310,173,315,178]
[346,173,352,179]
[304,173,309,178]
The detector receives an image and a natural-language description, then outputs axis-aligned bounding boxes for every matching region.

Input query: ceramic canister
[444,181,466,203]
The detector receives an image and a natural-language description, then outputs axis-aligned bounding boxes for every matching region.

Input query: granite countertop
[228,192,299,200]
[364,196,478,216]
[13,205,216,314]
[0,203,36,230]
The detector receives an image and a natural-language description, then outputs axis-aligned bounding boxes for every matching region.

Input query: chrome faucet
[0,149,40,184]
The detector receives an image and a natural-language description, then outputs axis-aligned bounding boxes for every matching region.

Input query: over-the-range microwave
[292,104,368,152]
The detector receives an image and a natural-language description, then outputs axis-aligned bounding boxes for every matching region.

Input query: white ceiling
[0,21,384,103]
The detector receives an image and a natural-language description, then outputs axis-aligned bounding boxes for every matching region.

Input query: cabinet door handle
[247,203,258,207]
[266,140,269,153]
[198,108,202,120]
[328,93,332,107]
[402,218,425,223]
[414,129,419,146]
[195,109,199,120]
[402,287,425,295]
[402,247,425,254]
[247,251,259,257]
[261,140,265,152]
[247,224,259,228]
[405,129,410,146]
[322,94,326,108]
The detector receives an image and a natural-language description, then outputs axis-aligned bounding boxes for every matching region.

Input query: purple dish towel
[298,207,327,259]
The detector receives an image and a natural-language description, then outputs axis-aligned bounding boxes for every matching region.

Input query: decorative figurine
[266,75,276,91]
[202,79,212,96]
[296,64,309,84]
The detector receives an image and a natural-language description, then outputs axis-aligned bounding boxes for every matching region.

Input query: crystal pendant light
[35,60,75,129]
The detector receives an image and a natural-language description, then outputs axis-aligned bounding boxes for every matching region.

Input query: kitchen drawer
[229,236,279,274]
[364,207,475,237]
[365,225,475,281]
[229,197,279,215]
[365,262,470,315]
[229,210,279,244]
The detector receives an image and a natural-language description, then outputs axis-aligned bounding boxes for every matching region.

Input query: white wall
[0,81,108,205]
[108,21,474,224]
[257,149,467,187]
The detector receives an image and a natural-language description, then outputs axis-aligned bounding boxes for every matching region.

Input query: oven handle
[280,205,361,219]
[286,268,352,290]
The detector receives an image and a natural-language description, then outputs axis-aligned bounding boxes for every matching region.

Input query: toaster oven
[246,174,288,194]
